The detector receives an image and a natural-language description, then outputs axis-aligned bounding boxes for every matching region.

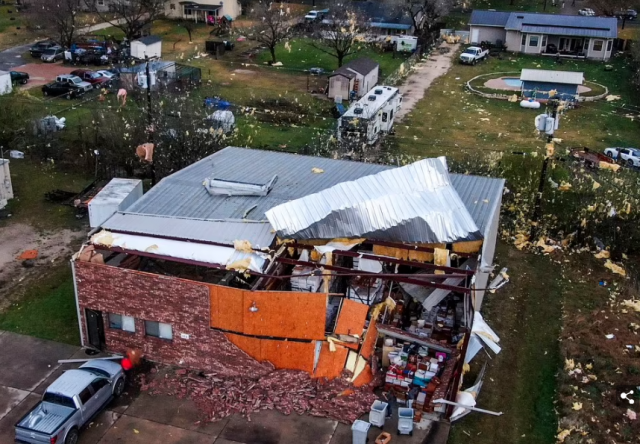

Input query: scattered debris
[311,167,324,174]
[604,334,615,339]
[17,249,38,261]
[604,259,626,276]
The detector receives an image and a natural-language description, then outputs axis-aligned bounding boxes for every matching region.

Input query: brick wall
[74,261,273,377]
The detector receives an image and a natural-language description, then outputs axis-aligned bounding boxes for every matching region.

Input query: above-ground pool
[503,77,522,88]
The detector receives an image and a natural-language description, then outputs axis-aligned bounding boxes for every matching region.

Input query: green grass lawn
[0,264,80,345]
[255,38,410,78]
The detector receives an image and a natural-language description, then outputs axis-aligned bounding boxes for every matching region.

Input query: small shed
[520,69,584,101]
[88,178,143,228]
[0,158,13,210]
[328,58,380,101]
[130,35,162,60]
[0,71,13,95]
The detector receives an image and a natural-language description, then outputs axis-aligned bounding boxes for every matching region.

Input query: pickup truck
[15,360,125,444]
[604,147,640,167]
[459,46,489,65]
[55,74,93,93]
[70,69,112,89]
[42,82,85,100]
[305,9,328,22]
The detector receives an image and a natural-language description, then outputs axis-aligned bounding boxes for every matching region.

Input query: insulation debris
[604,259,626,276]
[622,300,640,312]
[311,168,325,174]
[593,250,610,259]
[139,367,378,424]
[558,181,572,191]
[233,240,254,254]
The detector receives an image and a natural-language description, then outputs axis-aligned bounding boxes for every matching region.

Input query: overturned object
[136,143,154,162]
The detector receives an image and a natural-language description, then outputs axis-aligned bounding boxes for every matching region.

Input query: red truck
[70,69,112,89]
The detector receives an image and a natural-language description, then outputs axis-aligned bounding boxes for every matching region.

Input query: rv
[337,86,402,144]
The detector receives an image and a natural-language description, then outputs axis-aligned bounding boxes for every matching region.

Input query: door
[471,28,480,44]
[85,309,105,350]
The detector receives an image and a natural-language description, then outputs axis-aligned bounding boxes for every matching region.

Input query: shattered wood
[139,367,379,424]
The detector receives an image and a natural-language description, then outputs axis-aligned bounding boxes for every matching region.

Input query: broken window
[145,320,173,340]
[108,313,135,332]
[382,112,388,122]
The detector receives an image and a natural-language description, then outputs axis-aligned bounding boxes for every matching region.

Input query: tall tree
[310,1,367,68]
[251,1,292,64]
[587,0,640,17]
[85,0,165,42]
[29,0,82,47]
[395,0,454,46]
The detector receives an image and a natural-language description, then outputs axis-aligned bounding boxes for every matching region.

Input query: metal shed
[520,69,584,101]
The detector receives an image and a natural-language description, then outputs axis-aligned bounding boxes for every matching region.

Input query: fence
[382,46,424,85]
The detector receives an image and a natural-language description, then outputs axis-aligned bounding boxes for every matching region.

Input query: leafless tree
[179,19,196,43]
[85,0,165,42]
[250,1,292,64]
[587,0,639,16]
[310,2,368,68]
[29,0,82,47]
[394,0,454,45]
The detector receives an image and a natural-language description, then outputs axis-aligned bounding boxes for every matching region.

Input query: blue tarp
[204,97,232,109]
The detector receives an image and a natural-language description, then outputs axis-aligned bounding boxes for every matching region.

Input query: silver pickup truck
[15,360,125,444]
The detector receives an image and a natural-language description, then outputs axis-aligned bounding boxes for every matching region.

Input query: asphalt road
[0,44,30,72]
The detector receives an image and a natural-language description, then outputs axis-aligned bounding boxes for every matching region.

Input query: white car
[96,70,117,79]
[579,8,595,16]
[604,147,640,167]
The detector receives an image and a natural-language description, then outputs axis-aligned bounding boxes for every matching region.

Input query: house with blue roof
[353,1,420,38]
[469,10,617,60]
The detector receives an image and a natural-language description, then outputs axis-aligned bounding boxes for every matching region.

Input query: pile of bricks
[139,367,379,424]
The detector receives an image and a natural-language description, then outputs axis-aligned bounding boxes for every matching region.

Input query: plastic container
[352,420,371,444]
[384,338,394,346]
[369,401,388,427]
[397,408,414,436]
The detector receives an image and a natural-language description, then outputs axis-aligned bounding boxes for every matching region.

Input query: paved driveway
[0,331,438,444]
[0,44,30,71]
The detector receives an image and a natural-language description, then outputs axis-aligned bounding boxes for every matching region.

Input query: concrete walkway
[396,43,460,122]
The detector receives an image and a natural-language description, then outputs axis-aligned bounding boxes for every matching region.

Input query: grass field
[0,263,80,345]
[393,51,640,159]
[0,5,34,50]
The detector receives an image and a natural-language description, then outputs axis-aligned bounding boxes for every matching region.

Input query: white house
[0,158,14,210]
[0,71,13,95]
[328,58,380,101]
[164,0,241,23]
[130,36,162,60]
[469,10,617,61]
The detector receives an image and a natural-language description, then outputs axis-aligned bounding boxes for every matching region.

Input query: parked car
[42,81,85,99]
[56,74,93,93]
[305,9,328,22]
[29,41,59,58]
[615,9,637,20]
[578,8,595,16]
[41,48,64,63]
[10,71,29,84]
[96,69,118,80]
[14,360,125,444]
[70,69,112,88]
[604,147,640,167]
[309,67,325,75]
[459,46,489,65]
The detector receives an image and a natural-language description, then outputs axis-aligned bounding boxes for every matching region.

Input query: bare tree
[179,19,196,43]
[85,0,165,42]
[310,2,367,68]
[251,1,291,64]
[587,0,639,16]
[29,0,82,47]
[395,0,454,46]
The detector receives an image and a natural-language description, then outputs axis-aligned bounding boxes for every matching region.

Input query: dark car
[29,41,59,58]
[616,9,637,20]
[42,82,85,99]
[41,48,64,63]
[10,71,29,84]
[70,69,111,88]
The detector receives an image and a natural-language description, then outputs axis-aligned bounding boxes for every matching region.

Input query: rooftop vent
[354,108,364,115]
[368,95,376,101]
[516,15,524,18]
[203,175,278,197]
[374,88,383,94]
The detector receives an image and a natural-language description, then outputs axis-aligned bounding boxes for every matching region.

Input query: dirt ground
[395,43,460,122]
[0,223,83,307]
[13,63,75,88]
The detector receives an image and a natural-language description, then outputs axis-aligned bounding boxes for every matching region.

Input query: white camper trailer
[337,86,402,144]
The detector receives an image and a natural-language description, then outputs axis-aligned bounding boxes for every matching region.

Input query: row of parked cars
[42,70,118,100]
[578,8,637,20]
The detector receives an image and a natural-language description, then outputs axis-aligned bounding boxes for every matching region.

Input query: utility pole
[530,99,559,239]
[145,56,156,185]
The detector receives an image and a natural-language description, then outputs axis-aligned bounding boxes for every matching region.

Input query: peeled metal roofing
[520,69,584,85]
[265,158,482,243]
[505,12,617,38]
[102,212,275,249]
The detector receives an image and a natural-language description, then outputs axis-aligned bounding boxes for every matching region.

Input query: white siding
[470,26,507,44]
[163,0,241,20]
[587,38,613,61]
[328,75,352,100]
[505,30,522,52]
[523,34,542,54]
[0,71,12,95]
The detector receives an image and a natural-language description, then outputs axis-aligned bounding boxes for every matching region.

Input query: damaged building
[71,147,505,419]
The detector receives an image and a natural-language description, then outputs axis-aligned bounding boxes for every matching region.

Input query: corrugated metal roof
[103,212,275,249]
[520,69,584,85]
[92,178,142,205]
[123,148,504,243]
[265,158,482,243]
[505,12,617,38]
[470,10,512,27]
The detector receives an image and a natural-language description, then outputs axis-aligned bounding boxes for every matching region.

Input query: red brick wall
[74,261,272,377]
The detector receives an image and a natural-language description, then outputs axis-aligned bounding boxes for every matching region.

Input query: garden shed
[520,69,584,101]
[328,58,379,101]
[130,35,162,59]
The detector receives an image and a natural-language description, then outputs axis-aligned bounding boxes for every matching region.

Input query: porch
[541,35,588,58]
[180,1,221,24]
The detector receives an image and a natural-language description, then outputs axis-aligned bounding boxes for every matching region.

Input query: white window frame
[108,313,135,333]
[97,0,105,5]
[145,320,173,340]
[593,40,604,52]
[528,35,539,47]
[606,40,612,52]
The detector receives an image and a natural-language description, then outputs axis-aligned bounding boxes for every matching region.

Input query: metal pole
[145,56,156,185]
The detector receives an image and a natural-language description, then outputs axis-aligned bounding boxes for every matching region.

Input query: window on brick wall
[109,313,135,332]
[145,320,173,340]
